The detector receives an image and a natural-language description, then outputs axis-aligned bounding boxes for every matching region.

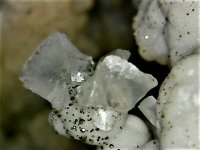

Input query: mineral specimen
[20,32,158,149]
[20,32,94,110]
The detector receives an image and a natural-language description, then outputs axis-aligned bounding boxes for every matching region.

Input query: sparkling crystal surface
[92,107,122,131]
[76,55,158,112]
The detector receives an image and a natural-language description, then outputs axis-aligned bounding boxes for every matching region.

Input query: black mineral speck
[89,139,94,143]
[109,144,114,148]
[97,136,101,141]
[78,118,85,125]
[161,114,165,118]
[57,114,62,118]
[87,118,92,121]
[79,136,87,142]
[73,119,78,125]
[69,103,74,106]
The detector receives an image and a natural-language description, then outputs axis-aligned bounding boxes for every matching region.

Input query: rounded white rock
[157,54,200,149]
[133,0,200,66]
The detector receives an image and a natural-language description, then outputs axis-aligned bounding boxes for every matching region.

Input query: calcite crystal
[133,0,200,66]
[20,32,94,110]
[76,55,158,113]
[20,32,158,149]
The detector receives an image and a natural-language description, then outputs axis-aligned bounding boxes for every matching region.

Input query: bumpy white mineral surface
[157,54,200,149]
[96,115,151,150]
[133,0,200,66]
[20,32,158,148]
[134,0,200,149]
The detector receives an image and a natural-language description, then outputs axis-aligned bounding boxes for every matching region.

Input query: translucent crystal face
[19,32,94,110]
[20,32,158,149]
[93,107,122,131]
[76,55,158,113]
[71,72,85,83]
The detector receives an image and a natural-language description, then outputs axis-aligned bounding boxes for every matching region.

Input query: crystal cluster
[19,0,200,149]
[20,32,158,149]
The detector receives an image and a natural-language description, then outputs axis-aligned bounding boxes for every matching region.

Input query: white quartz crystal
[133,0,200,66]
[157,54,200,149]
[76,55,158,113]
